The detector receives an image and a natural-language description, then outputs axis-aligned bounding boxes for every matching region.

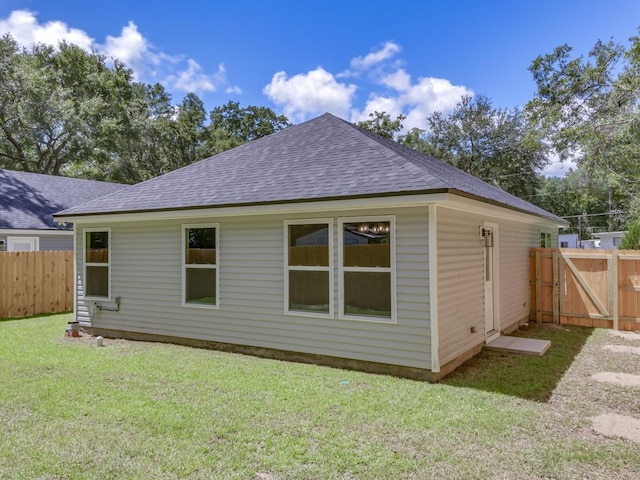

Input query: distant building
[593,231,627,250]
[559,233,579,249]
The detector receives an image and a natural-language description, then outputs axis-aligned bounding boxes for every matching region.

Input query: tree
[620,219,640,249]
[526,33,640,225]
[356,111,405,139]
[0,35,137,176]
[532,169,625,236]
[405,95,548,198]
[208,101,290,144]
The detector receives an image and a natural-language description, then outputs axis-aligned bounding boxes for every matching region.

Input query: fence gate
[530,248,640,331]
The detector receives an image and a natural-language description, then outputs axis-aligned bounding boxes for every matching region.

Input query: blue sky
[1,1,639,175]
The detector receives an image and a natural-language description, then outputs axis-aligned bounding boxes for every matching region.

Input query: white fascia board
[0,228,72,236]
[440,195,567,229]
[55,191,563,228]
[54,193,451,224]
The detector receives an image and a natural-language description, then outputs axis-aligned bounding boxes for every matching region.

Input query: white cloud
[225,85,242,94]
[0,9,227,94]
[541,154,577,177]
[350,41,401,70]
[102,21,156,67]
[167,59,217,93]
[0,9,94,49]
[351,71,472,132]
[263,67,357,121]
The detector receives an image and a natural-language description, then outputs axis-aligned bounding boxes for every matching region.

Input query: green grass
[0,315,638,479]
[442,323,594,401]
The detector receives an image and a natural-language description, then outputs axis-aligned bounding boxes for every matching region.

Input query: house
[55,113,567,380]
[0,169,126,251]
[580,239,600,249]
[593,231,627,249]
[559,233,579,249]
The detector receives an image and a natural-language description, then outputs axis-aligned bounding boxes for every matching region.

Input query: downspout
[428,204,440,373]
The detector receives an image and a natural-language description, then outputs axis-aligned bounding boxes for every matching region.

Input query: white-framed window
[284,219,333,317]
[540,231,552,248]
[182,224,219,308]
[7,236,39,251]
[84,228,110,300]
[0,239,6,251]
[338,216,396,323]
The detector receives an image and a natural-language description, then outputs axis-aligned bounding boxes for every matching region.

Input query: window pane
[186,228,216,264]
[289,270,329,313]
[185,268,216,305]
[343,222,390,267]
[288,224,329,266]
[86,231,108,263]
[344,271,391,318]
[86,265,108,297]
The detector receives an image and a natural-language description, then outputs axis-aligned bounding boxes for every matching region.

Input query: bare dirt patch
[592,372,640,388]
[603,344,640,355]
[608,330,640,341]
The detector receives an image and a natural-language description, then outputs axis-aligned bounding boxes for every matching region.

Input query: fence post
[553,249,560,324]
[610,250,619,330]
[535,250,542,323]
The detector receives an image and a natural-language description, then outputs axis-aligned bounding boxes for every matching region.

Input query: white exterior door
[7,237,39,251]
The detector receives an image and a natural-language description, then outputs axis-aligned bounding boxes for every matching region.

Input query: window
[84,229,110,299]
[0,240,5,251]
[285,220,333,316]
[613,237,622,247]
[540,231,551,248]
[183,224,218,308]
[339,217,395,322]
[560,241,569,248]
[7,236,39,251]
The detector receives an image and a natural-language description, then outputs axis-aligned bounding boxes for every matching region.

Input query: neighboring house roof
[56,113,565,223]
[0,169,128,230]
[593,231,627,238]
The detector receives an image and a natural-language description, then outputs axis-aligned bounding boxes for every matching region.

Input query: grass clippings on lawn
[1,315,639,479]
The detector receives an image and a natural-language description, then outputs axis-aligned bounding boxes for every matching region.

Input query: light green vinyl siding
[74,206,431,369]
[436,208,485,366]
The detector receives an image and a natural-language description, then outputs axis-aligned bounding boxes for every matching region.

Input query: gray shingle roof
[55,113,564,223]
[0,169,127,230]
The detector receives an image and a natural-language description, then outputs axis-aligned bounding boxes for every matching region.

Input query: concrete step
[485,336,551,356]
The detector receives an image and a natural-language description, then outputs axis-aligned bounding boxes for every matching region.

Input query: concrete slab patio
[485,336,551,356]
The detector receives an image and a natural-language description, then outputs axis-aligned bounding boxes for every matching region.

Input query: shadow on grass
[0,312,72,323]
[440,324,594,402]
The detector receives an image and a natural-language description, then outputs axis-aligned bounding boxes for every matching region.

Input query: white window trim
[83,227,111,301]
[540,229,552,248]
[182,223,220,309]
[338,215,397,324]
[7,236,39,251]
[284,219,334,318]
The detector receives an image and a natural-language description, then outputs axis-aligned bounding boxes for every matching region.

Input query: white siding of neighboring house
[39,233,73,251]
[0,232,72,251]
[74,206,432,370]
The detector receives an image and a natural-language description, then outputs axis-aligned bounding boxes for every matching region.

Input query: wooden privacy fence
[530,248,640,331]
[0,251,73,318]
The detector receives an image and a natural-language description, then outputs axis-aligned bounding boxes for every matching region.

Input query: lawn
[1,314,638,479]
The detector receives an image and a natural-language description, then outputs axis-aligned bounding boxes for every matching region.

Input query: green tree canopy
[402,95,548,198]
[0,35,137,176]
[526,32,640,224]
[356,111,406,139]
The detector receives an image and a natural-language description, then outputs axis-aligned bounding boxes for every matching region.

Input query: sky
[1,0,639,176]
